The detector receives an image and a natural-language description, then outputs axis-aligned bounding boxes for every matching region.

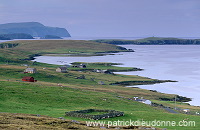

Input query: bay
[33,45,200,106]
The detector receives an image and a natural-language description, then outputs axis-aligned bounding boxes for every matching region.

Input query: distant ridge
[0,22,71,37]
[93,37,200,45]
[0,33,34,40]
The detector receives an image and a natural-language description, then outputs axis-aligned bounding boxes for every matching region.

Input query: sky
[0,0,200,37]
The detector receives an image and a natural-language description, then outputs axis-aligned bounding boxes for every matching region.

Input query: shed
[104,70,114,74]
[98,81,105,85]
[93,69,102,73]
[72,65,78,68]
[79,64,87,68]
[22,76,37,82]
[24,68,37,73]
[182,109,190,113]
[72,64,87,68]
[56,66,67,73]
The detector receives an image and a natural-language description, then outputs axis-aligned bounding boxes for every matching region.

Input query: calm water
[33,45,200,106]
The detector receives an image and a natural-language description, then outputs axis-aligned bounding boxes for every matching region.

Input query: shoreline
[1,40,200,130]
[0,39,197,106]
[33,55,194,105]
[33,45,199,106]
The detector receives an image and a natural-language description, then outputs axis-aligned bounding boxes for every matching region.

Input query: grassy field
[70,62,142,71]
[3,40,127,54]
[0,40,128,65]
[0,40,200,129]
[0,63,199,129]
[0,113,102,130]
[0,80,199,130]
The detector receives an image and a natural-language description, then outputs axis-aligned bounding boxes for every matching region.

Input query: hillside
[42,35,63,39]
[0,40,200,129]
[0,36,11,40]
[0,22,71,37]
[0,40,128,64]
[0,113,100,130]
[2,40,128,53]
[93,37,200,45]
[0,33,34,40]
[0,63,199,129]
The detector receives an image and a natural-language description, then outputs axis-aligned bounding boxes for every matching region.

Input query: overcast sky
[0,0,199,37]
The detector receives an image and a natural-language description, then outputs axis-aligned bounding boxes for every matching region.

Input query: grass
[70,62,142,71]
[0,40,200,129]
[0,39,128,65]
[0,81,199,130]
[2,40,127,54]
[0,63,159,86]
[0,113,101,130]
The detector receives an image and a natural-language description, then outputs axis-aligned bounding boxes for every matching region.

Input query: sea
[1,37,200,106]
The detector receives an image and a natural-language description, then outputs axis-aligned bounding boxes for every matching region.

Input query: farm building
[24,68,37,73]
[182,109,190,114]
[22,76,37,82]
[93,69,102,73]
[56,66,67,73]
[72,64,87,68]
[93,69,114,74]
[135,98,152,105]
[104,70,114,74]
[98,81,105,85]
[79,64,87,68]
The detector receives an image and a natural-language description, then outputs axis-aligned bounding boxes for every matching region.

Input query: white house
[56,66,67,73]
[24,68,37,73]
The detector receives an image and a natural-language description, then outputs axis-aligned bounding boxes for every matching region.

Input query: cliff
[0,22,71,37]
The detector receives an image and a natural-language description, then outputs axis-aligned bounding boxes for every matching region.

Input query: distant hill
[93,37,200,45]
[0,33,34,40]
[0,22,71,37]
[0,35,11,40]
[42,35,62,39]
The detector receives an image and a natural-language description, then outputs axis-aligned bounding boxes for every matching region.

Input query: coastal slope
[0,40,128,63]
[0,40,199,130]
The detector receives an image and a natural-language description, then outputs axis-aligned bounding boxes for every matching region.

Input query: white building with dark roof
[56,66,67,73]
[24,68,37,73]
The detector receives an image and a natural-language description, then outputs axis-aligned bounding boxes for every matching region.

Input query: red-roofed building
[22,76,37,82]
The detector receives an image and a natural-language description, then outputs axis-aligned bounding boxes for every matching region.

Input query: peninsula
[93,37,200,45]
